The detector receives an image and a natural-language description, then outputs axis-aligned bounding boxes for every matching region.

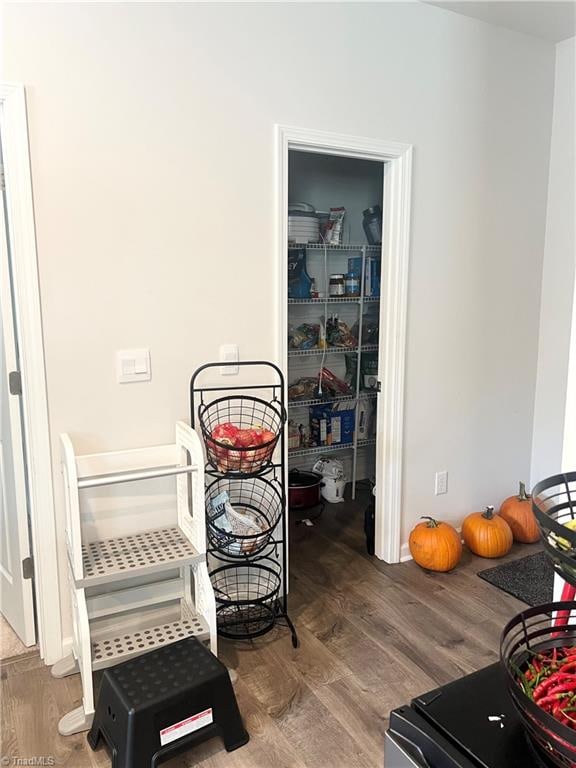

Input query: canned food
[329,274,345,297]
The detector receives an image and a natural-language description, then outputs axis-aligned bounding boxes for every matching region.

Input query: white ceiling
[425,1,576,42]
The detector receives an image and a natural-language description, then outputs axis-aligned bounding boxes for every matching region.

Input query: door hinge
[376,381,382,393]
[0,163,5,192]
[22,556,34,580]
[9,371,22,395]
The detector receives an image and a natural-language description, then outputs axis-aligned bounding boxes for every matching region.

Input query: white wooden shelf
[53,421,217,737]
[79,526,204,588]
[91,603,209,671]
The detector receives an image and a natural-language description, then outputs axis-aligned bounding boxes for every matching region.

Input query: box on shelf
[309,403,355,447]
[348,257,381,297]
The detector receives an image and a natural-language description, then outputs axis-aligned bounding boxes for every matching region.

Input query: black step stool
[87,637,249,767]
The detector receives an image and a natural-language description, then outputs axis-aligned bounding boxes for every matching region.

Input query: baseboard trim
[400,542,412,562]
[60,635,73,660]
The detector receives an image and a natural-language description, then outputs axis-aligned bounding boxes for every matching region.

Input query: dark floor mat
[477,551,553,606]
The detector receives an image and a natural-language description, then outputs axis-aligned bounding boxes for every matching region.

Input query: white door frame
[1,83,62,663]
[275,125,413,564]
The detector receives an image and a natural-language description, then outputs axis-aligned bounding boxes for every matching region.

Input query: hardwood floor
[1,492,537,767]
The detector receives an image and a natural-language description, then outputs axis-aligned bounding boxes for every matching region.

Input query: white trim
[0,83,62,664]
[562,266,576,470]
[275,125,413,564]
[400,543,413,563]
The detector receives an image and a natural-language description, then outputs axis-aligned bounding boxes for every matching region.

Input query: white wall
[3,3,555,646]
[531,36,576,483]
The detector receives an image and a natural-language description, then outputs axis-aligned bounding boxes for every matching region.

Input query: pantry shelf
[288,344,379,358]
[288,297,380,305]
[288,391,378,409]
[288,243,381,251]
[288,438,376,458]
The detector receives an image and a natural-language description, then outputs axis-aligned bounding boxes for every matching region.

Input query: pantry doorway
[275,125,413,564]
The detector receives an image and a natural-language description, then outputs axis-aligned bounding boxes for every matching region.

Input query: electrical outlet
[435,470,448,495]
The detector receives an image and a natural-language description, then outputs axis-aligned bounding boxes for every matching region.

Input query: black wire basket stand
[501,601,576,767]
[191,360,298,647]
[532,473,576,589]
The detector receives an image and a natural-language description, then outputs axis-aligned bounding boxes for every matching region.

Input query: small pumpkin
[409,516,462,572]
[462,505,513,558]
[499,481,540,543]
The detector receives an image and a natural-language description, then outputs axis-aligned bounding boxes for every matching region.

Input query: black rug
[477,551,553,606]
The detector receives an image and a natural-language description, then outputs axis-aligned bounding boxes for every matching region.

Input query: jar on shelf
[344,273,360,297]
[329,274,345,297]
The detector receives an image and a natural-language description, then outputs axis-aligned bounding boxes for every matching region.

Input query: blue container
[347,257,381,298]
[309,404,355,447]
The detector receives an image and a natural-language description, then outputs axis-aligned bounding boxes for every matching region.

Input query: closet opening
[286,149,385,555]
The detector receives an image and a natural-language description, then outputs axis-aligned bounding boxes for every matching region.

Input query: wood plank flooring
[1,491,538,767]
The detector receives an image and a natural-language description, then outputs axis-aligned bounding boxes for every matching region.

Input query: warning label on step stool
[160,708,213,746]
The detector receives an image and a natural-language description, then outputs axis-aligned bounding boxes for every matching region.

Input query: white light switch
[116,349,151,383]
[220,344,239,375]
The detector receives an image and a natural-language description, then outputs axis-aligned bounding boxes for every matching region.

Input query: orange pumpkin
[409,516,462,572]
[499,481,540,544]
[462,506,513,558]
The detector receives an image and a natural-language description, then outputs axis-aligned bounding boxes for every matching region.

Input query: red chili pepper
[538,692,574,708]
[534,674,576,701]
[547,681,576,697]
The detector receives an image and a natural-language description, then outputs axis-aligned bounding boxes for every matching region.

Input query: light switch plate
[219,344,239,375]
[435,470,448,495]
[116,349,151,383]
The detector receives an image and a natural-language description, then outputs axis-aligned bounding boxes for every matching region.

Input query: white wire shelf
[288,391,378,409]
[288,438,376,458]
[288,344,379,357]
[288,243,382,251]
[288,297,380,305]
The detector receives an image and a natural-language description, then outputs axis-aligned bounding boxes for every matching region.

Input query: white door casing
[0,168,35,646]
[276,125,413,564]
[1,84,61,662]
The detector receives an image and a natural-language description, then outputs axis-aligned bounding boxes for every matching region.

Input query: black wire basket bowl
[533,473,576,588]
[209,560,282,640]
[198,395,285,476]
[206,476,284,558]
[501,601,576,767]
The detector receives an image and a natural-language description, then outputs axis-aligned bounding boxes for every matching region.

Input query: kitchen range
[386,663,553,768]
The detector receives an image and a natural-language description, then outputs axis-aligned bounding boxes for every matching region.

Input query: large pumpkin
[409,517,462,572]
[499,481,540,543]
[462,506,513,558]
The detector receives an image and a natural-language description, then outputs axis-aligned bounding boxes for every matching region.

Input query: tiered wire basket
[191,361,298,647]
[532,472,576,588]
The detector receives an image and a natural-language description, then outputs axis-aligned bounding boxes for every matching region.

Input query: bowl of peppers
[501,601,576,767]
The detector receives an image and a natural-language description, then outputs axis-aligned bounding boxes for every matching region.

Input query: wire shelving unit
[288,243,381,498]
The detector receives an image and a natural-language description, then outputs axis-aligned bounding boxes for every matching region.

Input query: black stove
[386,663,557,768]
